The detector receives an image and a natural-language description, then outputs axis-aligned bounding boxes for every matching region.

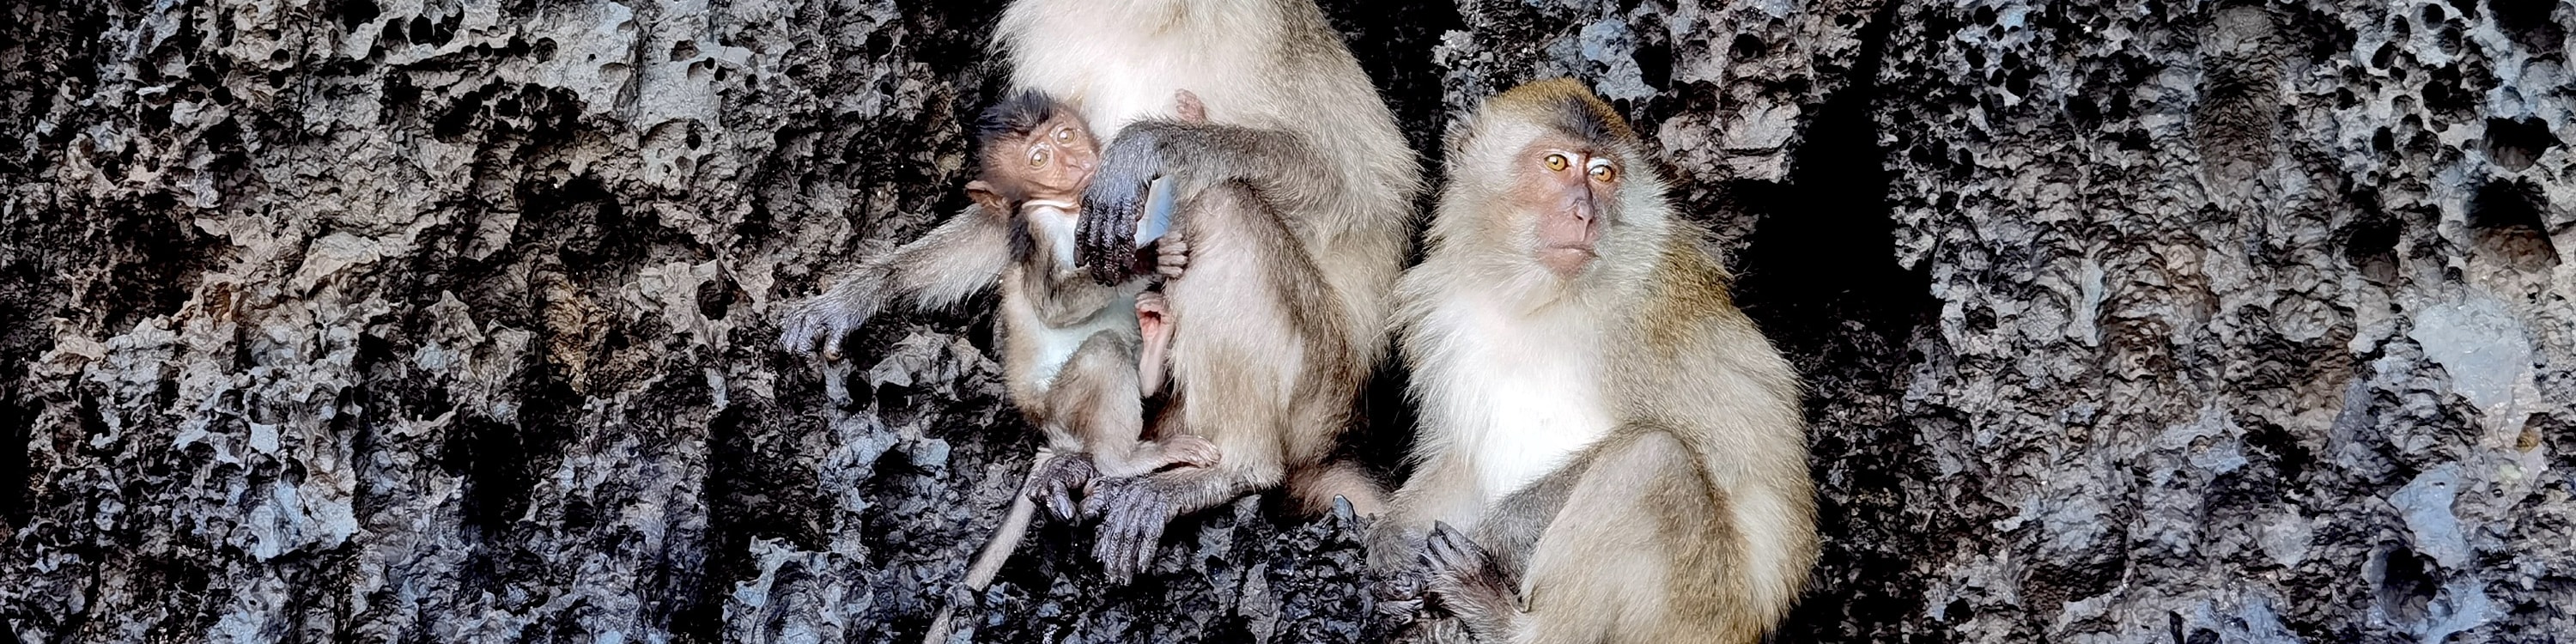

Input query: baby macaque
[799,90,1216,644]
[964,89,1213,492]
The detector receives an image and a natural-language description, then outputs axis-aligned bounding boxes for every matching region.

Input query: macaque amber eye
[1589,162,1618,182]
[1544,154,1571,172]
[1028,145,1050,167]
[1054,127,1075,144]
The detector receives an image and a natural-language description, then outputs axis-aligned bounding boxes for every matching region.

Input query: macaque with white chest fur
[787,0,1419,594]
[994,0,1423,580]
[1374,79,1818,644]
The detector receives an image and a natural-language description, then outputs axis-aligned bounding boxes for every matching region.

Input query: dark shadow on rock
[1727,4,1947,642]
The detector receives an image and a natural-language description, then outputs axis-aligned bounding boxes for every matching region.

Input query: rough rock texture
[3,0,2571,643]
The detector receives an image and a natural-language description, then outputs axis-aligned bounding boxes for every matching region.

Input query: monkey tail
[923,482,1043,644]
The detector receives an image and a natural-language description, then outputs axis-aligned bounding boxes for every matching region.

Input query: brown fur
[994,0,1420,580]
[1378,80,1818,643]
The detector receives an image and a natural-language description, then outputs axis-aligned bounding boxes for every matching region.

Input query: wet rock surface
[2,0,2569,642]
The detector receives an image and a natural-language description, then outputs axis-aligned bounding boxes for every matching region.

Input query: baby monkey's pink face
[1005,112,1100,204]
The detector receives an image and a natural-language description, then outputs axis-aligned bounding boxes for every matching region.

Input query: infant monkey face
[1018,113,1100,201]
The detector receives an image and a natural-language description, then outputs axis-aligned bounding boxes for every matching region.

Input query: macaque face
[1005,112,1100,204]
[1508,135,1622,277]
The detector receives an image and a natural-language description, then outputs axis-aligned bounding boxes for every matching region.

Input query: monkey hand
[1152,233,1189,281]
[1076,124,1179,284]
[1081,474,1182,582]
[1421,521,1524,640]
[1173,89,1207,123]
[1024,453,1101,521]
[776,270,888,362]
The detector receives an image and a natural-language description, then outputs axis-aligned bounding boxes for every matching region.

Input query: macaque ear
[965,179,1012,215]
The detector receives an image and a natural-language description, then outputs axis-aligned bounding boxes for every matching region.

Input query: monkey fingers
[1154,434,1221,469]
[1420,521,1522,637]
[1172,89,1206,123]
[1075,128,1165,283]
[775,273,887,361]
[775,301,856,361]
[1154,236,1189,281]
[1082,475,1179,582]
[1024,453,1101,521]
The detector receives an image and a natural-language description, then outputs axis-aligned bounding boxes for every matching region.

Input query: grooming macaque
[1374,80,1817,643]
[993,0,1421,580]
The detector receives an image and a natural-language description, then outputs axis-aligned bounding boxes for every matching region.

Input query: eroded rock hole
[442,416,538,530]
[378,17,408,50]
[2336,201,2403,283]
[331,0,380,31]
[1,394,30,528]
[2468,179,2560,271]
[2370,544,2439,625]
[2489,0,2567,52]
[2194,5,2284,188]
[2482,116,2560,171]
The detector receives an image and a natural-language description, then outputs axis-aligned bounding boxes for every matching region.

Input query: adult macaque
[994,0,1421,580]
[1375,80,1817,643]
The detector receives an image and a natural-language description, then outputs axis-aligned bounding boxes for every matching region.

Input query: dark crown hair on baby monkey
[975,89,1071,153]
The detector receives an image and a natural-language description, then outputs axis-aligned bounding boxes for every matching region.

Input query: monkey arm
[1074,119,1342,283]
[778,204,1012,358]
[1468,464,1582,577]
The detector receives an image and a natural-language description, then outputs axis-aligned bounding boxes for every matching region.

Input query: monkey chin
[1536,246,1596,277]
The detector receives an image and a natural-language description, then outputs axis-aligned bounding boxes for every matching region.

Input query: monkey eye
[1589,161,1618,182]
[1054,127,1075,144]
[1544,154,1570,172]
[1029,146,1050,167]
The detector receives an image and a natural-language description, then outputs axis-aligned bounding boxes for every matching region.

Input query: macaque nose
[1564,190,1596,222]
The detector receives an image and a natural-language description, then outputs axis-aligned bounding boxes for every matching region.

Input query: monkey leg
[1024,331,1148,517]
[1085,180,1373,581]
[1093,434,1221,479]
[1514,429,1765,644]
[1286,457,1384,515]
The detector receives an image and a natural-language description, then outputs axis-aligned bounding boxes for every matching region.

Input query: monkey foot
[1371,564,1431,619]
[1025,453,1101,521]
[1153,434,1220,469]
[1135,291,1175,396]
[1082,475,1179,582]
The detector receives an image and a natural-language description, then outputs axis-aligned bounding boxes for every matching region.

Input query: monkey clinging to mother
[779,1,1816,642]
[782,0,1421,584]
